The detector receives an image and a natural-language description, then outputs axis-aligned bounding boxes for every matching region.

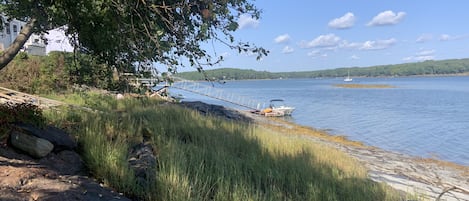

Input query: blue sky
[205,0,469,72]
[46,1,469,73]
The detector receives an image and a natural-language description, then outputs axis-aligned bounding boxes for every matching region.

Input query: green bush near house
[0,52,128,94]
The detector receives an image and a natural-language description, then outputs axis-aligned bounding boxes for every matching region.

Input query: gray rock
[180,101,252,122]
[128,141,157,187]
[10,130,54,158]
[14,123,77,152]
[39,150,85,175]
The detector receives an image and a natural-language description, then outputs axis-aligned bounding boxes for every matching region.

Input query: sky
[46,0,469,72]
[205,0,469,72]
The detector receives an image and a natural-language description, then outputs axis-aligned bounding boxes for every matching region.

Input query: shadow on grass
[149,105,402,201]
[46,100,403,201]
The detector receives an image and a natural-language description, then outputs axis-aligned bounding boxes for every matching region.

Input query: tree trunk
[0,17,37,71]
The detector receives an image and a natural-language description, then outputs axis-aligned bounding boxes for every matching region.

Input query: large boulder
[10,130,54,158]
[13,123,77,152]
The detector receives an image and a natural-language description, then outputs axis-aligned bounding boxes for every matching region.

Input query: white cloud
[439,34,469,41]
[299,35,396,56]
[416,49,435,56]
[328,12,356,29]
[402,57,413,61]
[416,34,433,43]
[302,34,342,48]
[359,38,397,50]
[415,55,435,61]
[350,55,360,60]
[282,46,294,54]
[367,10,406,26]
[344,38,397,50]
[307,50,327,58]
[404,49,436,61]
[238,14,259,29]
[274,34,291,44]
[440,34,451,41]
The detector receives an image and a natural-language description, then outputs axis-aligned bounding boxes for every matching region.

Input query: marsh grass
[45,93,404,201]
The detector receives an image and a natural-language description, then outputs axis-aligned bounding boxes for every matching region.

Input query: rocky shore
[241,111,469,201]
[175,101,469,200]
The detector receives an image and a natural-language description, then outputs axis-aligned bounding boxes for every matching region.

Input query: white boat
[344,70,353,82]
[263,99,295,117]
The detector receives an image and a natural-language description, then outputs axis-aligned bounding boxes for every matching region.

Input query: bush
[17,51,29,60]
[0,103,46,138]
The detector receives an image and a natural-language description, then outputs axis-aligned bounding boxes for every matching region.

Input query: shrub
[0,103,46,138]
[16,51,29,60]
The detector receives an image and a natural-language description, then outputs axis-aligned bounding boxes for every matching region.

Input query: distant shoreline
[178,73,469,82]
[176,58,469,81]
[333,83,396,88]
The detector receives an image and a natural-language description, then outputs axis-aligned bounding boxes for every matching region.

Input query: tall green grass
[45,93,404,201]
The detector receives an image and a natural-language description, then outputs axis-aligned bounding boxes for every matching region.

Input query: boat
[344,70,353,82]
[262,99,295,117]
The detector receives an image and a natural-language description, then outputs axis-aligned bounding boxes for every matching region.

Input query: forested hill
[176,58,469,80]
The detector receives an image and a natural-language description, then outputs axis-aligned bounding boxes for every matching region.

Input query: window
[13,25,17,33]
[5,23,10,34]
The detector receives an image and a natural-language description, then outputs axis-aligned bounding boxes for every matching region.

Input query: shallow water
[170,76,469,166]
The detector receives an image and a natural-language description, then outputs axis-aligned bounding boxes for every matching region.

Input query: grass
[44,92,404,201]
[334,83,395,88]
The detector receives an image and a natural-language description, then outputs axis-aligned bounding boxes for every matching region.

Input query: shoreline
[234,108,469,200]
[2,91,468,200]
[177,73,469,82]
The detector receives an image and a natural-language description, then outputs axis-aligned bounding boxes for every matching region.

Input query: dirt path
[0,145,132,201]
[245,112,469,201]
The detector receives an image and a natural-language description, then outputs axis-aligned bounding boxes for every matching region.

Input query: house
[0,15,46,56]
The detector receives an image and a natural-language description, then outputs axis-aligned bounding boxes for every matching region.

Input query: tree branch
[436,184,469,201]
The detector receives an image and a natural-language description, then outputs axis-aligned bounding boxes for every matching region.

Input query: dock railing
[170,77,266,111]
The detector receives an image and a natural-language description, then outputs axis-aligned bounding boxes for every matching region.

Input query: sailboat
[344,70,353,82]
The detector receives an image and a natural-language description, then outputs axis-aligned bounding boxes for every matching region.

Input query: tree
[0,0,268,73]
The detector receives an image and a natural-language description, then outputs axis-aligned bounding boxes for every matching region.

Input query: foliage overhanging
[0,0,268,74]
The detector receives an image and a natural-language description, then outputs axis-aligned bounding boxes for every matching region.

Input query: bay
[170,76,469,166]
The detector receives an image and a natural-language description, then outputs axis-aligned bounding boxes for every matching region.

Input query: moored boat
[262,99,295,117]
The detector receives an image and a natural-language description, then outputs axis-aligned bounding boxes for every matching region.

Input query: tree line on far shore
[176,58,469,80]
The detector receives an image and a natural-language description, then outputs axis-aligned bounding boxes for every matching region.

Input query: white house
[0,15,46,56]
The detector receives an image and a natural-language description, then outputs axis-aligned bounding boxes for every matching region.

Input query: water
[170,76,469,166]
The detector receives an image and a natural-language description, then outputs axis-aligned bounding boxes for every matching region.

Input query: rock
[180,101,252,122]
[116,93,124,99]
[10,130,54,158]
[39,150,85,175]
[43,125,77,151]
[14,123,77,152]
[128,141,157,187]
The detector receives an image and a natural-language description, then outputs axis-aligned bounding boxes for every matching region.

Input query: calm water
[171,76,469,166]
